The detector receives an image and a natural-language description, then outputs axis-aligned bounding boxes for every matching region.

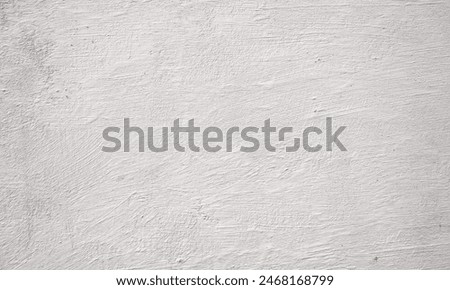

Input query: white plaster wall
[0,0,449,269]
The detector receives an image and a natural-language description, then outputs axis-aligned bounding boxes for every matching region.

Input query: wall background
[1,0,449,269]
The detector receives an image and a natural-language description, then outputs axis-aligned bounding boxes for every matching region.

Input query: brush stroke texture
[0,0,449,269]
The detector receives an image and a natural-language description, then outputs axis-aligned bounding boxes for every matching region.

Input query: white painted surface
[0,0,449,269]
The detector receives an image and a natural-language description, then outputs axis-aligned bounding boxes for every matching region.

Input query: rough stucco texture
[1,0,450,270]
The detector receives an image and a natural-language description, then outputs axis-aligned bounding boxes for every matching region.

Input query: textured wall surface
[1,0,450,269]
